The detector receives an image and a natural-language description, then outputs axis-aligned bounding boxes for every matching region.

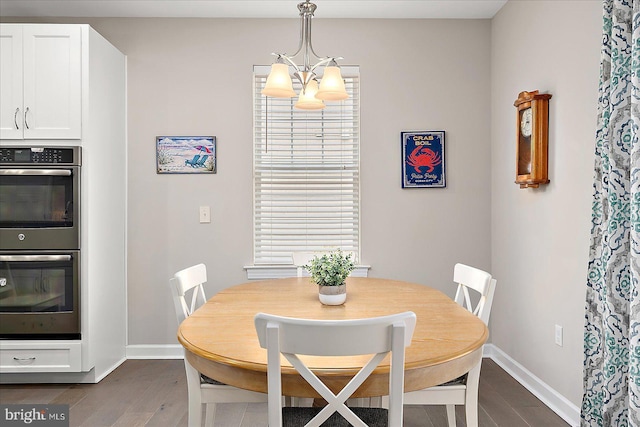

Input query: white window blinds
[253,66,360,265]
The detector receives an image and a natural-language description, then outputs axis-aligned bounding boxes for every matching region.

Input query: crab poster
[401,131,445,188]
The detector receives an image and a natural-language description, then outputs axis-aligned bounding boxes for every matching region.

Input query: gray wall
[491,0,601,406]
[75,17,491,345]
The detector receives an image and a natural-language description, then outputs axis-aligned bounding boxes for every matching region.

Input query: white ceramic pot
[318,284,346,305]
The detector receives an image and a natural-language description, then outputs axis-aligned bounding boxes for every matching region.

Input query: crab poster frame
[401,130,446,188]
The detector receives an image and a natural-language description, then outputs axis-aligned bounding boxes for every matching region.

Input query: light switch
[199,206,211,223]
[555,324,563,347]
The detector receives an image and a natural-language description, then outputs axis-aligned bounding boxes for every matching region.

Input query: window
[252,66,360,266]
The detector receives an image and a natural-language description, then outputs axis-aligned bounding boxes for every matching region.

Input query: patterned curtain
[582,0,640,426]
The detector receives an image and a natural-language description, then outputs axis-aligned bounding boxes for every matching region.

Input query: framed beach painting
[401,131,445,188]
[156,136,217,174]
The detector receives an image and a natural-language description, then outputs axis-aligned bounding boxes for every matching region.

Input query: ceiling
[0,0,508,19]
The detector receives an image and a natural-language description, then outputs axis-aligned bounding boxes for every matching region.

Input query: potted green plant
[305,249,355,305]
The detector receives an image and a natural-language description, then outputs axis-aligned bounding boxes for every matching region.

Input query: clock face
[520,108,533,138]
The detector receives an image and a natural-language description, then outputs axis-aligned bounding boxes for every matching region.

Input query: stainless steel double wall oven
[0,146,81,339]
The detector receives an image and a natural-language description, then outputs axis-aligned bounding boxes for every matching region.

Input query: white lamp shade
[295,79,325,110]
[262,63,296,98]
[316,66,348,101]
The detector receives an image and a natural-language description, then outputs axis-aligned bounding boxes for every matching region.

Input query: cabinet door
[23,25,82,139]
[0,26,23,140]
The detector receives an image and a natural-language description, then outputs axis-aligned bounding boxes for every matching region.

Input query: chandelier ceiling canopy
[261,0,349,110]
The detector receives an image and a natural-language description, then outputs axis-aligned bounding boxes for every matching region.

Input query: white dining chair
[292,252,316,277]
[254,311,416,427]
[400,263,497,427]
[170,263,267,427]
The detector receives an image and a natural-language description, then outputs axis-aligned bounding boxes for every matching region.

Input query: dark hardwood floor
[0,358,569,426]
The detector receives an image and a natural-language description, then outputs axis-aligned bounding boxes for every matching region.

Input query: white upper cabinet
[0,24,82,140]
[0,26,23,139]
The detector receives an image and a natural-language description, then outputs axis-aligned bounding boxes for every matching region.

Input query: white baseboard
[484,344,580,427]
[126,344,183,359]
[94,356,127,383]
[125,343,579,426]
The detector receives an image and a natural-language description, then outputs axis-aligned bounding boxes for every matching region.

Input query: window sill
[244,265,370,281]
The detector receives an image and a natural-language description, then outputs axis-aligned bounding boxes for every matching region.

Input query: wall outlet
[555,324,563,347]
[199,206,211,223]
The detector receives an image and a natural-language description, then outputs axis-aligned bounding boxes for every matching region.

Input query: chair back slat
[171,263,208,323]
[452,263,496,325]
[292,252,316,277]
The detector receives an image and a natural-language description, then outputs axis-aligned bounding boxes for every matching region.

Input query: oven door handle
[0,169,72,176]
[0,255,72,262]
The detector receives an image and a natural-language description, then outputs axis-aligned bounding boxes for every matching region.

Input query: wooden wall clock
[514,90,552,188]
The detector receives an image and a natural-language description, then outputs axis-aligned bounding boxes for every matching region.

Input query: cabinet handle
[24,107,30,130]
[13,357,36,362]
[14,108,19,130]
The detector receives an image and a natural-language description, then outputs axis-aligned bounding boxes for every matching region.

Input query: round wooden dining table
[177,277,488,398]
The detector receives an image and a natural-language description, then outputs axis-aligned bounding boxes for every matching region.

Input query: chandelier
[261,0,348,110]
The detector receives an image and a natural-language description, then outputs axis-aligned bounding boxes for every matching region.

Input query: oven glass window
[0,257,75,313]
[0,174,74,228]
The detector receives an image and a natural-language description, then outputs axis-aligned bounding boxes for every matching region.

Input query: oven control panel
[0,147,80,165]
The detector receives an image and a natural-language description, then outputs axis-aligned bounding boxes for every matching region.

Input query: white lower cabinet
[0,341,81,373]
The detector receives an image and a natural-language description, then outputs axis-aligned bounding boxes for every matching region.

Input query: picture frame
[156,136,217,174]
[401,131,445,188]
